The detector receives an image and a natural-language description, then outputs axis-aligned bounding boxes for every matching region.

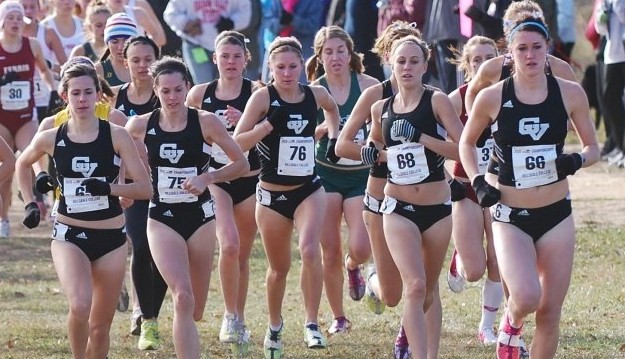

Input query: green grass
[1,225,625,358]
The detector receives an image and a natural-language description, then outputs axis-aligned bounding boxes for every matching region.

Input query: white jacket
[595,0,625,64]
[164,0,251,52]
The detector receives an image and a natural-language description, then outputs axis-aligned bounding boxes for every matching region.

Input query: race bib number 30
[512,144,557,189]
[387,143,429,184]
[157,166,198,203]
[1,81,31,110]
[63,177,109,213]
[278,137,314,176]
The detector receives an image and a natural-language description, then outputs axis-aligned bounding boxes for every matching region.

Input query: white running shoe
[304,323,327,349]
[478,327,498,346]
[0,220,10,238]
[447,249,465,293]
[364,265,386,315]
[219,313,240,343]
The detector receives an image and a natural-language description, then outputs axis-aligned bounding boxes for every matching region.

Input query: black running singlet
[54,120,123,221]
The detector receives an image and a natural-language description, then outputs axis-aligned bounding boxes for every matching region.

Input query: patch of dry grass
[1,225,624,358]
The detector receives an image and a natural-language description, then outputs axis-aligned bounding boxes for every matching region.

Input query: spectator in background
[595,0,625,166]
[344,0,383,81]
[164,0,251,84]
[555,0,576,60]
[147,0,183,57]
[424,0,462,94]
[260,0,323,83]
[240,0,262,80]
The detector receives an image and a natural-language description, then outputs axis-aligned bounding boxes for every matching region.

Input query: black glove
[0,71,18,86]
[47,90,65,115]
[471,174,500,208]
[449,179,467,202]
[23,202,41,229]
[280,9,293,25]
[555,153,583,176]
[360,142,380,165]
[35,171,55,194]
[326,138,340,163]
[215,16,235,32]
[81,178,111,196]
[391,119,421,143]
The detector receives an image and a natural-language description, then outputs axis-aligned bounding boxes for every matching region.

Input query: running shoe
[116,280,129,312]
[327,316,351,335]
[0,220,9,238]
[263,322,283,359]
[393,326,411,359]
[364,264,386,315]
[130,308,142,336]
[478,327,498,346]
[137,319,160,350]
[496,312,523,359]
[447,249,465,293]
[345,254,366,301]
[220,313,240,343]
[304,323,327,349]
[231,325,251,357]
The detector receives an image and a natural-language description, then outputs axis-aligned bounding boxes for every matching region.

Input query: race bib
[51,221,69,241]
[387,143,429,184]
[277,137,314,176]
[33,76,51,106]
[363,192,381,213]
[256,183,271,206]
[379,196,398,215]
[202,198,215,218]
[337,129,365,166]
[1,81,31,110]
[63,177,109,213]
[477,138,495,175]
[157,166,198,203]
[491,203,512,222]
[512,144,557,189]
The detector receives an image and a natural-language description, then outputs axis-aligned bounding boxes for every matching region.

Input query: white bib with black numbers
[51,221,69,241]
[157,166,198,203]
[1,81,31,110]
[336,129,365,166]
[477,138,495,175]
[202,198,215,218]
[277,136,314,176]
[490,202,512,222]
[512,144,557,189]
[387,143,429,185]
[256,183,271,206]
[63,177,109,213]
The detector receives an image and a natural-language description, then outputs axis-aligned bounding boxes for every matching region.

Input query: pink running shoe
[345,254,365,301]
[496,312,523,359]
[393,325,411,359]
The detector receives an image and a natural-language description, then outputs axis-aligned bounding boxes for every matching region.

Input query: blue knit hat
[104,12,137,43]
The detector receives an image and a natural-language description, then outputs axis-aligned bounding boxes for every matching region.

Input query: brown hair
[149,56,192,85]
[306,25,364,82]
[372,20,422,64]
[214,30,251,63]
[60,63,101,94]
[502,0,546,41]
[450,36,497,81]
[389,35,430,63]
[267,36,303,62]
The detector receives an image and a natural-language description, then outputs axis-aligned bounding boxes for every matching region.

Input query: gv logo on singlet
[160,144,184,164]
[519,117,549,140]
[72,157,98,177]
[286,114,308,135]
